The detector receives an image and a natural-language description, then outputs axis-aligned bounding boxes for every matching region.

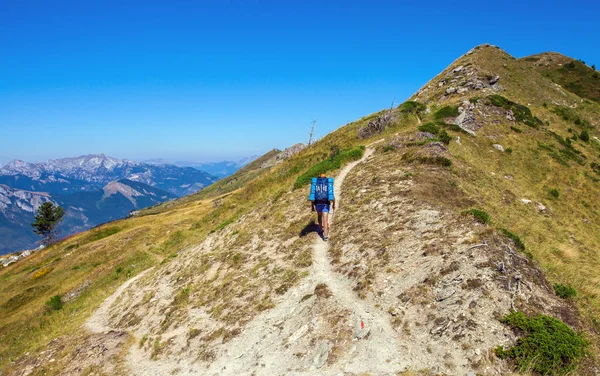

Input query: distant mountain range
[0,154,221,255]
[144,156,258,178]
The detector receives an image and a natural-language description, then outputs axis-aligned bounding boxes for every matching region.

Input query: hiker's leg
[322,212,329,236]
[317,211,323,232]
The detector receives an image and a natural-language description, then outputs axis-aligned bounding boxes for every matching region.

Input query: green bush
[510,126,522,133]
[469,96,480,104]
[382,145,395,152]
[505,148,513,154]
[417,122,451,145]
[488,95,542,128]
[294,146,365,188]
[495,310,587,375]
[418,122,440,134]
[433,106,459,120]
[580,130,590,142]
[398,100,426,114]
[554,284,577,299]
[499,229,525,251]
[45,295,63,312]
[468,209,490,224]
[550,188,560,198]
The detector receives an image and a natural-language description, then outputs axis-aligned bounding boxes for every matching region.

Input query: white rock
[493,144,504,152]
[521,199,532,204]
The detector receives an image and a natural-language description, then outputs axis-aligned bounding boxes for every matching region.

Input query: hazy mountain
[0,154,217,197]
[0,179,176,255]
[0,154,218,254]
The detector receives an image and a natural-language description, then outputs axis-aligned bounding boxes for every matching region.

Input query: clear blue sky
[1,0,598,164]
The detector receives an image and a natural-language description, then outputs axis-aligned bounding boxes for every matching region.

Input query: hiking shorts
[315,203,330,213]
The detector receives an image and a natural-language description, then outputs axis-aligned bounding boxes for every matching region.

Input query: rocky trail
[86,145,409,375]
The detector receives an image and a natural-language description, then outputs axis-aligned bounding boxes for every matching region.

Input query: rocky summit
[1,45,599,376]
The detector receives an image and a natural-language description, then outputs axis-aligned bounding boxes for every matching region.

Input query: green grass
[552,106,592,128]
[495,311,587,375]
[540,59,600,103]
[554,284,577,299]
[550,188,560,198]
[293,146,365,188]
[83,226,122,243]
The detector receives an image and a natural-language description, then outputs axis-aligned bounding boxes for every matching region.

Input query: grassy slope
[520,52,600,103]
[1,44,599,373]
[415,44,600,329]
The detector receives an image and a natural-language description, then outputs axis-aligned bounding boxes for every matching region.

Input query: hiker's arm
[311,201,315,211]
[332,200,336,210]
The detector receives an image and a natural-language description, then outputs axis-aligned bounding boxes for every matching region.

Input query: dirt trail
[87,267,154,333]
[203,144,405,376]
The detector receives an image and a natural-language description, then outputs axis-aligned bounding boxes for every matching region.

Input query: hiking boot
[323,235,329,241]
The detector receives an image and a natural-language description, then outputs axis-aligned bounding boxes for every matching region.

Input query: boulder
[489,75,500,85]
[493,144,505,152]
[446,87,457,94]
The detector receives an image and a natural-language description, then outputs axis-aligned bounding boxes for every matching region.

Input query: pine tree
[31,202,65,245]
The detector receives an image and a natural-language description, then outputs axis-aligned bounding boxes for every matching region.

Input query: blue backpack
[309,177,335,203]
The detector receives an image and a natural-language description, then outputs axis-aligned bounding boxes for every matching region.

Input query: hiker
[308,173,335,241]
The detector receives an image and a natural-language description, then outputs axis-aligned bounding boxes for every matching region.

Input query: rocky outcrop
[454,101,478,136]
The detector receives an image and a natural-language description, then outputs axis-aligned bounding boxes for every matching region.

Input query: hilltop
[1,45,599,375]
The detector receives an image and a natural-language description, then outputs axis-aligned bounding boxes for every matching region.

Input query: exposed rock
[453,66,464,73]
[493,144,505,152]
[457,87,469,94]
[454,101,477,136]
[536,202,547,213]
[521,198,532,204]
[506,110,515,121]
[489,75,500,85]
[446,87,457,94]
[275,143,306,163]
[310,341,332,369]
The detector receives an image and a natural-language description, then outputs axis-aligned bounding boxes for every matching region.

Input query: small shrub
[510,126,522,133]
[499,229,525,251]
[550,188,560,198]
[468,209,490,224]
[398,100,426,114]
[418,122,440,134]
[433,106,459,120]
[418,122,451,144]
[45,295,63,312]
[554,284,577,299]
[383,145,395,152]
[495,310,587,375]
[580,130,590,142]
[469,96,480,104]
[505,148,513,154]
